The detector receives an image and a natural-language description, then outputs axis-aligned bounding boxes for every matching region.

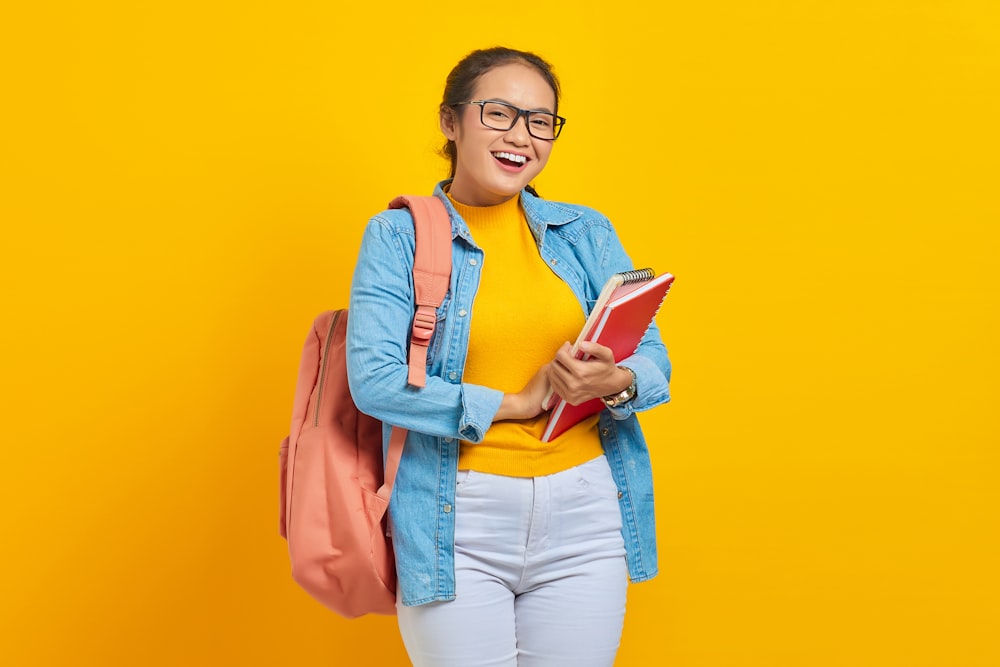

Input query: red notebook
[540,269,675,443]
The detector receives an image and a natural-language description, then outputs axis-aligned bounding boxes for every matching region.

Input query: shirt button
[617,491,623,499]
[448,371,458,381]
[458,309,468,317]
[601,428,610,437]
[469,258,478,266]
[443,504,452,513]
[550,258,558,265]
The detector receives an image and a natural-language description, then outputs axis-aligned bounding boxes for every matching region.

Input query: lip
[492,151,531,172]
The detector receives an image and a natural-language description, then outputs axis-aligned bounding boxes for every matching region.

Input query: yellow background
[2,1,998,665]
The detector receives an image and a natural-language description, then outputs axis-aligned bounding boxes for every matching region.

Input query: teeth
[493,152,527,164]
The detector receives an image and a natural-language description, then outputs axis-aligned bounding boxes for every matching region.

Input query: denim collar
[432,180,581,246]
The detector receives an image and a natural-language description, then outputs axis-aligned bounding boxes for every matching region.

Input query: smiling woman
[342,47,673,667]
[441,62,558,206]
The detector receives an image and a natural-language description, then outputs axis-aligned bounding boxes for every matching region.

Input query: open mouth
[492,151,529,169]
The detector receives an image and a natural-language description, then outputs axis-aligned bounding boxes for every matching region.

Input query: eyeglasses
[455,100,566,140]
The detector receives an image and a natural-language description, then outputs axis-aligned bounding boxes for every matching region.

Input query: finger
[577,340,613,362]
[553,341,575,364]
[547,365,569,394]
[545,364,564,391]
[550,352,574,375]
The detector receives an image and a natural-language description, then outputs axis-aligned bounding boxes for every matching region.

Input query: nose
[504,111,531,145]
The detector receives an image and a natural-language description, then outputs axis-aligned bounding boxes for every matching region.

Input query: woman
[346,46,671,667]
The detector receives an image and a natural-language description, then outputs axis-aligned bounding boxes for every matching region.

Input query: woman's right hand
[493,364,551,422]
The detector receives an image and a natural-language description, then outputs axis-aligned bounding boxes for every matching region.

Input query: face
[441,63,557,207]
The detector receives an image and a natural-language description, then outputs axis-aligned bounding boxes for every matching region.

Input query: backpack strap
[377,195,452,506]
[388,195,453,388]
[378,426,407,505]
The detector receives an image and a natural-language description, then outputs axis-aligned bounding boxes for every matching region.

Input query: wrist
[496,392,525,422]
[609,367,633,394]
[602,366,637,408]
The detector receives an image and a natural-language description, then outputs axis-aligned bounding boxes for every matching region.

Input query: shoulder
[523,191,618,242]
[360,206,423,253]
[355,207,421,272]
[367,192,456,240]
[367,207,418,236]
[523,190,611,226]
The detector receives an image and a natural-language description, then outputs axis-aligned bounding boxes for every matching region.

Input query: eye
[530,114,554,129]
[484,103,513,121]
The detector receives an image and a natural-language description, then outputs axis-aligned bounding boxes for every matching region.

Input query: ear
[440,106,458,141]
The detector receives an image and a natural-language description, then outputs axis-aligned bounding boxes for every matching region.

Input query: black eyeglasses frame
[454,100,566,141]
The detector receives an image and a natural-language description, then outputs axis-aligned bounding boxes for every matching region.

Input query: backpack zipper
[313,309,343,427]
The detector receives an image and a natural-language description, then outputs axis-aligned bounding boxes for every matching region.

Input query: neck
[446,180,520,208]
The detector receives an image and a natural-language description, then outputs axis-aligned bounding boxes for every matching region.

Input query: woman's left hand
[547,341,632,406]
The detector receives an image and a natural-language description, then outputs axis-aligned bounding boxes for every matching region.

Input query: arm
[495,364,552,421]
[599,224,672,418]
[546,215,672,417]
[346,213,546,441]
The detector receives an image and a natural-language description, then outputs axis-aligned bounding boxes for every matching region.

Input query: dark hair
[439,47,561,178]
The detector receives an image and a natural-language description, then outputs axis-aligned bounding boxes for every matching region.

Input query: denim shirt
[346,182,671,607]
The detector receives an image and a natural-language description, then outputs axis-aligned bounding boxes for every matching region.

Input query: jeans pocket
[455,469,475,492]
[577,456,618,496]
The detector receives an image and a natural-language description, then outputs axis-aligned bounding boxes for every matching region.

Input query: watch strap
[602,366,637,408]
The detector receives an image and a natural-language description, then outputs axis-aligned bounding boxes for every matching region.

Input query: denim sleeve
[599,221,673,421]
[346,213,503,443]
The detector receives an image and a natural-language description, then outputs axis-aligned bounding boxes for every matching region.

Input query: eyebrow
[482,98,556,114]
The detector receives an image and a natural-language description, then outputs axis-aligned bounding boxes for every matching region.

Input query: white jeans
[397,456,628,667]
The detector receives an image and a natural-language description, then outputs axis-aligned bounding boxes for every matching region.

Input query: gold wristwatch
[601,366,637,408]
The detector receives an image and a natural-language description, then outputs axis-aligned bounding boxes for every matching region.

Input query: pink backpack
[278,195,452,617]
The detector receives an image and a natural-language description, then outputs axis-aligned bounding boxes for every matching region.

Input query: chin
[496,173,538,196]
[478,178,523,200]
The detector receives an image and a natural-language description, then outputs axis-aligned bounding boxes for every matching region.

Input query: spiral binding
[618,268,655,284]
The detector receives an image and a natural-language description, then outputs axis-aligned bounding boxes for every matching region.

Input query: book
[540,269,675,443]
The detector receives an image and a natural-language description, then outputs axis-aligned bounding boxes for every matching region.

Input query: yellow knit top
[449,193,604,477]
